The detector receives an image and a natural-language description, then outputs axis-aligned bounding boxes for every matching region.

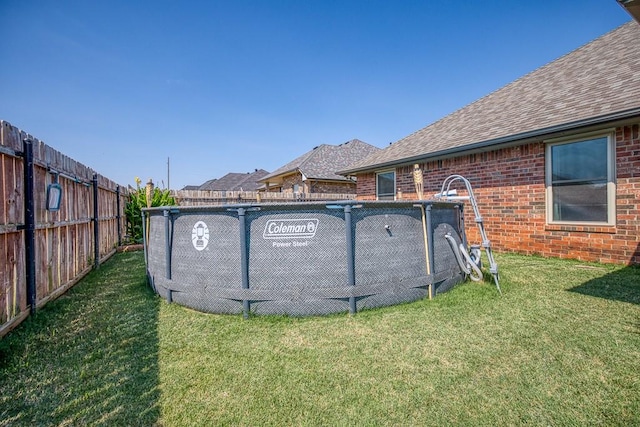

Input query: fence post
[92,173,99,269]
[116,185,122,247]
[23,138,37,315]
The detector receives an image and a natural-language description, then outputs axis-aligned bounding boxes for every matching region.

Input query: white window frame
[545,130,616,226]
[376,170,396,201]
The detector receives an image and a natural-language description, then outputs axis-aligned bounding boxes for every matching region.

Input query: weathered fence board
[0,153,23,226]
[0,230,25,324]
[0,120,128,337]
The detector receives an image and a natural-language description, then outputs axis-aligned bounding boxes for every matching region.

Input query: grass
[0,251,638,426]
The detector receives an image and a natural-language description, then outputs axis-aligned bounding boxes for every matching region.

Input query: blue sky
[0,1,632,190]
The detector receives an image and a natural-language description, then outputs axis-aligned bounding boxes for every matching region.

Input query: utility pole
[167,156,170,190]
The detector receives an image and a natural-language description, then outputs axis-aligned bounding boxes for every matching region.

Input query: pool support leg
[238,207,250,318]
[164,209,172,280]
[344,205,356,314]
[142,211,148,265]
[164,209,173,303]
[426,205,436,295]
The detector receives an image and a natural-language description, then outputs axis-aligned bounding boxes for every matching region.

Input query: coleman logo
[263,219,319,239]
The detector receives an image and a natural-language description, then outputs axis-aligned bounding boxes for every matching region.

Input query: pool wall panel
[144,201,467,316]
[247,208,350,315]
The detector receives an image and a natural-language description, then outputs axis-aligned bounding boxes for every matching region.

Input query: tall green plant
[125,178,176,243]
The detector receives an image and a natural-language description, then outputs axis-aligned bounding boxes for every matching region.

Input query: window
[376,171,395,200]
[546,132,615,224]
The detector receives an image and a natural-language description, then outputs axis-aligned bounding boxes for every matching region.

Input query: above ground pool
[143,200,468,316]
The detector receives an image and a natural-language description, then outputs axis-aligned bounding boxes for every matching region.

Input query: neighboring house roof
[197,178,217,189]
[342,21,640,174]
[180,185,201,190]
[261,139,380,184]
[198,169,270,191]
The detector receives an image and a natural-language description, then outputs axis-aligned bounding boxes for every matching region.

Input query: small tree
[125,178,176,243]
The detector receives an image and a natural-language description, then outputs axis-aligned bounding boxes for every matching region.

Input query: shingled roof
[261,139,380,183]
[342,21,640,174]
[198,169,270,191]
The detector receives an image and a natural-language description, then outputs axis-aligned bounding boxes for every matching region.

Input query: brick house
[340,21,640,265]
[260,139,379,195]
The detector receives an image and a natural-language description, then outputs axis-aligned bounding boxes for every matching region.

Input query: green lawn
[1,251,638,426]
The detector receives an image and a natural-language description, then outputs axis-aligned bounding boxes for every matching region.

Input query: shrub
[125,178,176,243]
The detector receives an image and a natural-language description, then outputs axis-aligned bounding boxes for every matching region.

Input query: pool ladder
[435,175,501,294]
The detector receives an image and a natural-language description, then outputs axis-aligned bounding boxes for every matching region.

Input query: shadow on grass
[568,264,640,306]
[0,252,160,426]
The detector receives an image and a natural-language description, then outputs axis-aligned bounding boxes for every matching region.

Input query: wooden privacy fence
[0,120,128,337]
[173,190,356,206]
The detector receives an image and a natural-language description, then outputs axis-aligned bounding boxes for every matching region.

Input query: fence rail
[1,120,127,337]
[172,190,356,206]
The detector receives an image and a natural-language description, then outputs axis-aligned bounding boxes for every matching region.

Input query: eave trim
[339,107,640,175]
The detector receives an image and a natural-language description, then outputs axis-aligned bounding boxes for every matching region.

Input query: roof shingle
[199,169,270,191]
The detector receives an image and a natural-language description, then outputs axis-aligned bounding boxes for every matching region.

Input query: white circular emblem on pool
[191,221,210,251]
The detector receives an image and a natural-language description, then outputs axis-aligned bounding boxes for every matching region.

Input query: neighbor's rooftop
[261,139,380,183]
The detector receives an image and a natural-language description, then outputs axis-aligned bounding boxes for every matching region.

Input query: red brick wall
[356,172,377,200]
[356,124,640,265]
[308,180,356,194]
[281,174,304,193]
